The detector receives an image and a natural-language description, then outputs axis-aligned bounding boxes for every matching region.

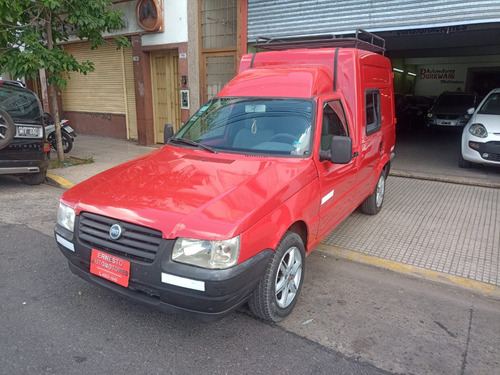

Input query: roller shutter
[248,0,500,40]
[61,41,138,139]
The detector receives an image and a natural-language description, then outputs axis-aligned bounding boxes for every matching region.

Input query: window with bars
[201,0,237,50]
[200,0,238,102]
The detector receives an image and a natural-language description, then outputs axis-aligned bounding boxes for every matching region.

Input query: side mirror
[164,124,174,143]
[330,136,352,164]
[467,107,475,115]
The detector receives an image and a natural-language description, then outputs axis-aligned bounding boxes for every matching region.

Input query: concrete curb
[46,173,75,190]
[390,169,500,189]
[316,243,500,299]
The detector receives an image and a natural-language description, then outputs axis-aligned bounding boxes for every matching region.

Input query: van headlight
[172,236,240,269]
[57,203,75,232]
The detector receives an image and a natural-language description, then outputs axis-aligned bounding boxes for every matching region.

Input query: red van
[55,31,396,322]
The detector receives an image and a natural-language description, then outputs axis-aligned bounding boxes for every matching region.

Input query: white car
[459,88,500,168]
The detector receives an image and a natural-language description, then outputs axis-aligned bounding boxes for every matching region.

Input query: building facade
[41,0,247,145]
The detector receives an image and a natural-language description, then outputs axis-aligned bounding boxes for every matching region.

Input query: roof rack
[253,29,386,55]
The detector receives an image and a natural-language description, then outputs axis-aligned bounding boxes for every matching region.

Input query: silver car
[426,92,479,128]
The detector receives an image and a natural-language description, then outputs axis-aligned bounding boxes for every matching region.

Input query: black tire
[458,152,472,168]
[21,171,47,185]
[47,132,56,150]
[61,132,73,153]
[361,170,386,215]
[0,108,15,150]
[249,231,306,322]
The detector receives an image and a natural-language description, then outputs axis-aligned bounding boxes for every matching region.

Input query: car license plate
[441,121,451,125]
[90,249,130,287]
[63,125,74,132]
[17,126,40,137]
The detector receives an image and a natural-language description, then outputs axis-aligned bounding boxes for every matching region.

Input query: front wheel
[249,231,305,322]
[361,171,386,215]
[458,152,472,168]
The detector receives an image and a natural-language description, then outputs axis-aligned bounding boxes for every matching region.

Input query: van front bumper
[55,224,272,322]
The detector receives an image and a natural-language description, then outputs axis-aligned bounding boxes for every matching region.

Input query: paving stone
[323,176,500,286]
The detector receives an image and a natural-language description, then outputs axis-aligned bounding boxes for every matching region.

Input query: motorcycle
[43,112,77,153]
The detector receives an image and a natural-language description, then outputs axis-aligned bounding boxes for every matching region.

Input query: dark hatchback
[0,81,50,185]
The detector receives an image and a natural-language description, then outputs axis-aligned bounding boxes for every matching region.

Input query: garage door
[61,41,138,140]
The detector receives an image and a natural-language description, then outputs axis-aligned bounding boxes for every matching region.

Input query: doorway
[151,51,181,143]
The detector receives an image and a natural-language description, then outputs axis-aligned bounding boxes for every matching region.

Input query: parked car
[0,81,51,184]
[459,88,500,168]
[55,32,396,322]
[426,91,479,128]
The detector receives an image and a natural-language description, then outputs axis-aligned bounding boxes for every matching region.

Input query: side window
[321,100,349,151]
[365,89,381,135]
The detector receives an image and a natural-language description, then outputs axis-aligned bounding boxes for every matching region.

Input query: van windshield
[174,98,314,156]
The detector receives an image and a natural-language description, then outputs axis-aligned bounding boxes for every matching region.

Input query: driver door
[316,97,358,239]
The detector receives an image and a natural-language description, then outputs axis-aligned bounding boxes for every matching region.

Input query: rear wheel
[361,171,386,215]
[249,231,305,322]
[0,108,15,150]
[21,171,47,185]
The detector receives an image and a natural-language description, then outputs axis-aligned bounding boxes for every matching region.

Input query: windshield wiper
[169,137,218,154]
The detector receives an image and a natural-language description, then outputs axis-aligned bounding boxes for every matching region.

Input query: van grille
[78,212,162,262]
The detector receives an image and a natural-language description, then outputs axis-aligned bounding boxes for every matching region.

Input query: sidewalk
[46,134,500,295]
[46,135,158,188]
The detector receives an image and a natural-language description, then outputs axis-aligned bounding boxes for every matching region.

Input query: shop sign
[396,25,468,36]
[420,68,455,80]
[419,68,464,86]
[136,0,164,32]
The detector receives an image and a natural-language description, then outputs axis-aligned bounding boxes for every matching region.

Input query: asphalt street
[1,175,499,375]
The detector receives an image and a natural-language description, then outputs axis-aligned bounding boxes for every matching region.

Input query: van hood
[62,146,317,240]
